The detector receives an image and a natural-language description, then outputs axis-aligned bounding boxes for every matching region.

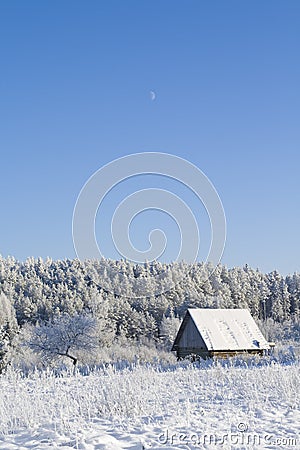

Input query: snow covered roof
[177,308,270,351]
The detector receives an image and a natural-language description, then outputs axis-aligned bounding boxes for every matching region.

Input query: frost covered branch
[27,313,98,371]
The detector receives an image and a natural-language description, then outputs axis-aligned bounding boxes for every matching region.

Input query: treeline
[0,256,300,371]
[0,256,299,338]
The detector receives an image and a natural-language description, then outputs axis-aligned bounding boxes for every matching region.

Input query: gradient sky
[0,1,299,275]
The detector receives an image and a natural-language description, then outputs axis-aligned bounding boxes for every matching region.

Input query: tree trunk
[65,349,78,374]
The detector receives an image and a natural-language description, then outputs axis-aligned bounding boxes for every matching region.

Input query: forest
[0,256,299,371]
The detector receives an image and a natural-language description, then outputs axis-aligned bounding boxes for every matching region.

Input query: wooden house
[172,308,270,359]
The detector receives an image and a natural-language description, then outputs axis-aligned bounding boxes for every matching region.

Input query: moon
[150,90,156,101]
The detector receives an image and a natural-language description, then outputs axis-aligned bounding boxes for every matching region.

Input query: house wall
[210,349,264,358]
[177,347,210,359]
[177,348,264,360]
[176,315,208,359]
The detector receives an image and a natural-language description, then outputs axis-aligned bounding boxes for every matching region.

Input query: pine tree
[0,293,19,373]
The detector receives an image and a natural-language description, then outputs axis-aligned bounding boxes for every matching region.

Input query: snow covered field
[0,359,299,449]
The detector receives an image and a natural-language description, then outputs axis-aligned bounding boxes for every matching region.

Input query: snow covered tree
[159,314,181,349]
[0,293,19,373]
[267,271,291,321]
[286,273,300,319]
[27,313,98,371]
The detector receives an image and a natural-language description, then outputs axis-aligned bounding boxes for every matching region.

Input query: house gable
[176,313,207,350]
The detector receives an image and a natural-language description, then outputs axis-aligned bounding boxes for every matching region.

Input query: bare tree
[28,313,98,371]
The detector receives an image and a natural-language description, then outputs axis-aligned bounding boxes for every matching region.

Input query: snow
[188,308,270,351]
[0,360,299,449]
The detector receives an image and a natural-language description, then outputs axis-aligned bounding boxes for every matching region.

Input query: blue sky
[0,1,299,275]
